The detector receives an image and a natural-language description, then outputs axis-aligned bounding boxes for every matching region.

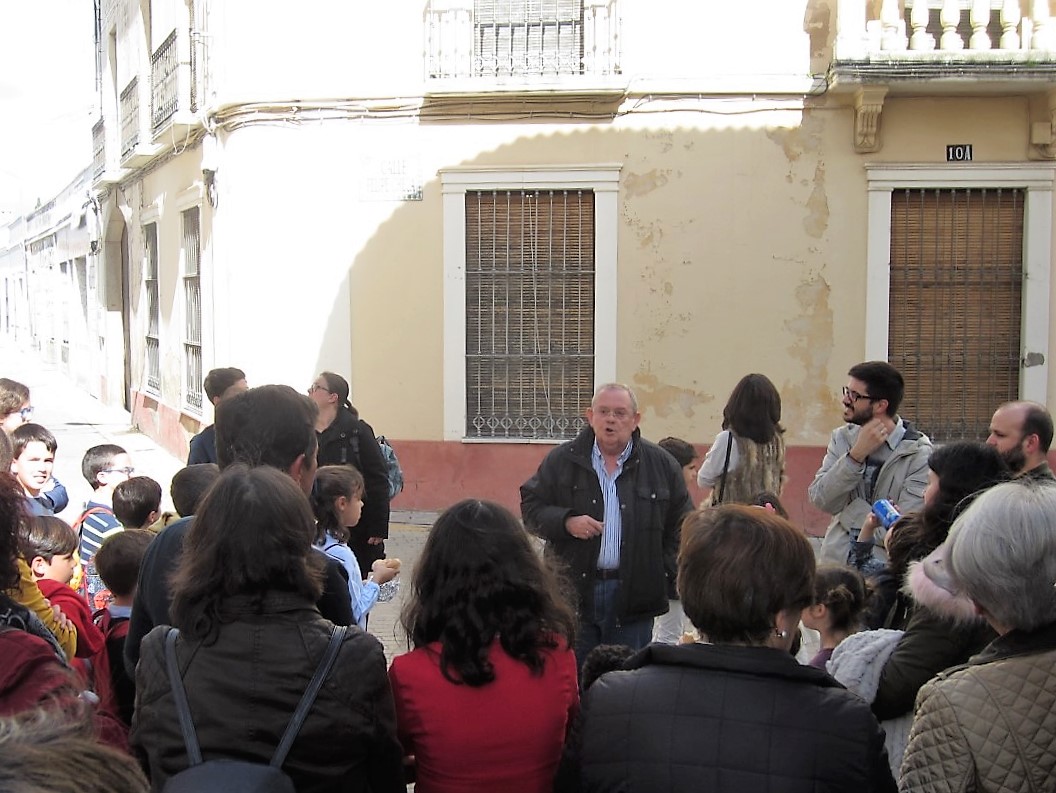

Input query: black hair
[203,367,246,404]
[95,530,155,599]
[170,464,220,517]
[215,385,318,472]
[19,516,77,563]
[887,441,1011,578]
[401,499,576,686]
[310,465,364,545]
[847,361,904,417]
[811,565,868,634]
[112,476,163,529]
[11,423,57,457]
[580,643,635,690]
[80,444,127,489]
[749,491,789,519]
[658,437,696,468]
[319,371,353,412]
[722,373,784,444]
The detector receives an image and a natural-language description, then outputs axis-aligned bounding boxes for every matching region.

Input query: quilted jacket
[578,642,897,793]
[900,621,1056,792]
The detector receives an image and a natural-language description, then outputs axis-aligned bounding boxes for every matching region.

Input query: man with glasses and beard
[986,401,1055,481]
[810,361,932,565]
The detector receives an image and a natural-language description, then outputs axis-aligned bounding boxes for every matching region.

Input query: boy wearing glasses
[75,444,134,608]
[809,361,933,565]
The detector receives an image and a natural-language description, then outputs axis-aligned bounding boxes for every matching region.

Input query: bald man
[986,401,1055,481]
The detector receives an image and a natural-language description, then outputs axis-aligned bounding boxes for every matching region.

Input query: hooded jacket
[900,621,1056,792]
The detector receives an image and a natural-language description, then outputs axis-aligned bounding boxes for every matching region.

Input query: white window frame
[440,164,621,442]
[865,163,1056,403]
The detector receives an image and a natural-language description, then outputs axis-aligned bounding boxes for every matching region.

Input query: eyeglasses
[18,407,33,420]
[103,467,136,476]
[594,407,633,420]
[308,384,332,395]
[842,386,875,403]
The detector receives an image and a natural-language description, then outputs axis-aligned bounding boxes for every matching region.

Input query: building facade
[15,0,1056,528]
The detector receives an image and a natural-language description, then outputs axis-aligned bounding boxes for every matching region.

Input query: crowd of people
[0,361,1054,793]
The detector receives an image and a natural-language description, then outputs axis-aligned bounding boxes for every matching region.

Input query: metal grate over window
[182,208,203,412]
[466,189,594,439]
[474,0,584,77]
[888,188,1024,442]
[144,223,161,392]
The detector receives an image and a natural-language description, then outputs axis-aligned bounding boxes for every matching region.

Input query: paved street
[2,340,434,665]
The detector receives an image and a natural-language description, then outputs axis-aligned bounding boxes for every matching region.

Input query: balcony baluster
[1001,0,1022,48]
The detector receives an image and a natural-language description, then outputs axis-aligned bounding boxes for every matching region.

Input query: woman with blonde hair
[697,373,785,505]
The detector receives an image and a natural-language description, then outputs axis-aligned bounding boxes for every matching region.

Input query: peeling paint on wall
[804,162,829,238]
[623,169,671,198]
[632,370,712,419]
[782,274,836,439]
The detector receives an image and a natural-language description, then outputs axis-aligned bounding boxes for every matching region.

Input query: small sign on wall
[946,144,973,162]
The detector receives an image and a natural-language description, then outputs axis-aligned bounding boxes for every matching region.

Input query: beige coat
[899,623,1056,793]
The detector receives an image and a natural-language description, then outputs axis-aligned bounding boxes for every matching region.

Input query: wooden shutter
[889,188,1024,441]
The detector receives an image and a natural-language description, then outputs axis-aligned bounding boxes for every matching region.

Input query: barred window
[144,223,160,392]
[181,207,202,412]
[465,189,594,439]
[888,187,1024,441]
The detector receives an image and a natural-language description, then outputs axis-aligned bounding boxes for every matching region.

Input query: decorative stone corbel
[854,86,888,154]
[1029,89,1056,160]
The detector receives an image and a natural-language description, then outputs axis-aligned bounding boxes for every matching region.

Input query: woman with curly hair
[697,373,785,505]
[389,499,579,793]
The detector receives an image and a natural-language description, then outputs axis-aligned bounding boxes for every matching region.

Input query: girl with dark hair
[308,371,391,578]
[389,499,579,793]
[310,465,399,629]
[130,465,404,792]
[697,373,785,505]
[801,564,868,669]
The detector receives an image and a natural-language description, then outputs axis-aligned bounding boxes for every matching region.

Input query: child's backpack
[375,436,404,500]
[161,625,347,793]
[92,607,130,644]
[72,506,117,609]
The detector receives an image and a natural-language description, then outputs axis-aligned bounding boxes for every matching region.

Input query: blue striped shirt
[593,439,633,570]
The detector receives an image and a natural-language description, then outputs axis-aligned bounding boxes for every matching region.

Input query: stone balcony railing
[835,0,1056,60]
[832,1,1056,154]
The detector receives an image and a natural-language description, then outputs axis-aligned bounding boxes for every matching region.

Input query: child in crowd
[112,476,162,530]
[18,516,113,711]
[310,465,399,630]
[800,564,868,669]
[94,530,154,727]
[169,463,219,517]
[658,436,699,497]
[9,423,59,517]
[76,444,134,608]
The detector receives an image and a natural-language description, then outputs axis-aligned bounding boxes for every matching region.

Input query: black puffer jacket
[579,643,897,793]
[520,427,692,622]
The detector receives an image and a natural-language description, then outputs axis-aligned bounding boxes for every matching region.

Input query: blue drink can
[872,499,901,529]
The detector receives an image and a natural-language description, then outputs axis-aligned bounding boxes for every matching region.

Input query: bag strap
[270,625,347,768]
[715,432,734,505]
[164,628,203,766]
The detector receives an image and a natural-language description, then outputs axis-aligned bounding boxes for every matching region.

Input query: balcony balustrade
[151,29,180,133]
[120,77,139,159]
[92,118,105,180]
[836,0,1056,60]
[425,0,620,82]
